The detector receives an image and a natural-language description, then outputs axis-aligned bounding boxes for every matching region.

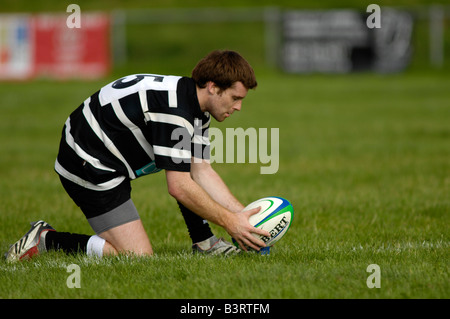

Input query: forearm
[165,170,234,228]
[190,163,244,213]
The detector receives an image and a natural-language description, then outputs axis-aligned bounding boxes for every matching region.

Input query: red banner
[0,12,110,80]
[32,13,110,79]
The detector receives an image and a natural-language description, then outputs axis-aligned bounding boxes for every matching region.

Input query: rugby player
[5,50,269,261]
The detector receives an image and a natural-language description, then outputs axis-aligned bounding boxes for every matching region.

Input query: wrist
[216,208,235,229]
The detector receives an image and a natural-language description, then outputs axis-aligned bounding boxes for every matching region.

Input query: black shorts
[59,176,140,234]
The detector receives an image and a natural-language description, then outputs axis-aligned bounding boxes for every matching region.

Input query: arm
[165,169,269,251]
[190,159,244,213]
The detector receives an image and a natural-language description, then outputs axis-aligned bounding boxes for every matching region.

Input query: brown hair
[191,50,257,91]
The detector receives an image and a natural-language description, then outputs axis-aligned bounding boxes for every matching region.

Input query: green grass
[0,71,448,299]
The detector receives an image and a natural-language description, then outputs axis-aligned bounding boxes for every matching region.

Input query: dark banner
[281,8,414,73]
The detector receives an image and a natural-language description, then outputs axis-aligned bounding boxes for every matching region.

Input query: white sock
[86,235,106,258]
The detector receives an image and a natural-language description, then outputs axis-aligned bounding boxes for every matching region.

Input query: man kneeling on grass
[5,50,269,262]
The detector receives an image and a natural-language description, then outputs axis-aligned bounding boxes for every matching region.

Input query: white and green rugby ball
[241,196,294,247]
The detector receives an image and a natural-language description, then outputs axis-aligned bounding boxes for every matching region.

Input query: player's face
[208,81,248,122]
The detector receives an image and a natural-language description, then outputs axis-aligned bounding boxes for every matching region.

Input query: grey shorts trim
[87,198,140,234]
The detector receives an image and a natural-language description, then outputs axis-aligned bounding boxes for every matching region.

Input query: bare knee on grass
[99,219,153,256]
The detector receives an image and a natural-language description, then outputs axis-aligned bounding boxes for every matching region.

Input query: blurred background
[1,2,449,299]
[1,0,449,79]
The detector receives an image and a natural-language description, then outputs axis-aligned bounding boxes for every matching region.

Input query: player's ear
[206,81,219,95]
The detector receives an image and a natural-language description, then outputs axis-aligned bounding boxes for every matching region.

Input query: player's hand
[225,207,271,251]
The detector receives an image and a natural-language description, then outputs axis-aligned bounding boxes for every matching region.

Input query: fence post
[111,9,127,65]
[429,5,444,68]
[264,7,281,69]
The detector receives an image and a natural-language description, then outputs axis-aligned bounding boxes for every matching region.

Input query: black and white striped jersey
[55,74,210,191]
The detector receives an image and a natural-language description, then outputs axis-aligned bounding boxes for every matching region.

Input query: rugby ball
[240,196,294,247]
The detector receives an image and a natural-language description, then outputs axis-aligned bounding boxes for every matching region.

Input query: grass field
[0,70,448,300]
